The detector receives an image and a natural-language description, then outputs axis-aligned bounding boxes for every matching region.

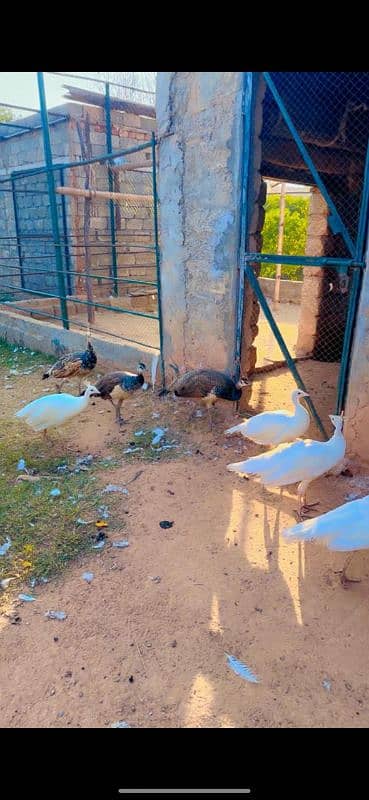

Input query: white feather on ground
[225,389,310,446]
[283,494,369,551]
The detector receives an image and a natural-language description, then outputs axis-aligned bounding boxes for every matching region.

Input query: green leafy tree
[0,107,13,122]
[261,194,310,281]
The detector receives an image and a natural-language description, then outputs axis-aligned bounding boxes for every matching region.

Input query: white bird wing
[230,438,344,487]
[283,495,369,551]
[245,410,296,444]
[16,393,81,430]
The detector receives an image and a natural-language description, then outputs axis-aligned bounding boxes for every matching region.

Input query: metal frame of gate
[236,71,369,439]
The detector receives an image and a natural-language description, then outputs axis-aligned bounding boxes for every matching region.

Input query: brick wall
[0,101,156,310]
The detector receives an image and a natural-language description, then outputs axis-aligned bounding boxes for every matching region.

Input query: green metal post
[245,264,328,440]
[336,267,363,414]
[36,72,69,329]
[105,82,119,297]
[151,132,165,389]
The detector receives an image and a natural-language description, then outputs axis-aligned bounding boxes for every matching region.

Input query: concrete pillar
[344,234,369,465]
[295,188,329,357]
[156,72,244,372]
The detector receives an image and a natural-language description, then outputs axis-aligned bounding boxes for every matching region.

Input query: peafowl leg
[115,400,124,425]
[187,401,197,422]
[296,481,320,519]
[341,553,362,585]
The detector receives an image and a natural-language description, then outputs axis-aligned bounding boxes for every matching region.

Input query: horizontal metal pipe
[244,253,363,268]
[0,282,159,320]
[48,71,155,95]
[0,302,160,350]
[0,266,158,286]
[56,185,152,204]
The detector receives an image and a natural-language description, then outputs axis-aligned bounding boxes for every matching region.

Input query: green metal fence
[236,71,369,438]
[0,71,163,377]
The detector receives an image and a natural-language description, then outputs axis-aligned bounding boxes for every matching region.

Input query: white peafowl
[227,414,346,519]
[15,383,100,440]
[282,494,369,584]
[225,388,310,446]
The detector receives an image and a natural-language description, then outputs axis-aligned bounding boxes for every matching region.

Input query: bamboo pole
[56,186,153,204]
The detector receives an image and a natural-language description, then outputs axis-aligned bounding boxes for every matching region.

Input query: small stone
[170,640,177,648]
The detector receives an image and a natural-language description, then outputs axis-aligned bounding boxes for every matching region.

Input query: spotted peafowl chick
[42,341,97,394]
[89,362,148,424]
[160,365,249,429]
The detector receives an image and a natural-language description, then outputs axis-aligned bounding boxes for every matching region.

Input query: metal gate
[237,72,369,438]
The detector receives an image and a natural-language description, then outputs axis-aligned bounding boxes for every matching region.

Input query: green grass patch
[0,339,123,606]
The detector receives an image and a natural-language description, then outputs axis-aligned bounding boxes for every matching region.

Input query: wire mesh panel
[242,72,369,435]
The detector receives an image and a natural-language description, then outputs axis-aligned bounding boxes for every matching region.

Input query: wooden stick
[56,186,152,204]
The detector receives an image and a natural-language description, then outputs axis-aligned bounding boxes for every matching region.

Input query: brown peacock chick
[42,341,97,394]
[160,365,249,429]
[89,362,148,425]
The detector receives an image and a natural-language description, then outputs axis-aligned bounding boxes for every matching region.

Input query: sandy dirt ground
[1,364,369,729]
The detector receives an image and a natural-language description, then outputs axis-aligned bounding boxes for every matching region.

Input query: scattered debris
[170,640,177,648]
[159,520,174,529]
[341,468,353,478]
[94,530,106,543]
[7,613,21,624]
[76,518,94,526]
[112,540,130,549]
[18,593,36,602]
[152,412,160,419]
[16,474,41,484]
[17,458,27,472]
[103,484,129,495]
[111,720,131,728]
[149,576,161,583]
[0,578,14,590]
[75,454,93,472]
[0,537,12,556]
[152,427,167,446]
[345,492,361,501]
[97,505,109,519]
[96,520,108,529]
[322,679,331,692]
[128,675,134,683]
[195,410,203,417]
[45,610,67,621]
[49,488,61,498]
[92,540,105,550]
[123,447,143,454]
[134,430,144,437]
[225,652,259,683]
[82,572,94,583]
[126,470,144,485]
[167,490,175,496]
